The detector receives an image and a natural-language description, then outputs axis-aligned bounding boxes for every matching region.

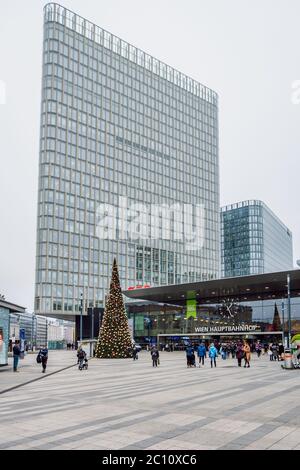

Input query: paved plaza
[0,351,299,450]
[0,351,76,394]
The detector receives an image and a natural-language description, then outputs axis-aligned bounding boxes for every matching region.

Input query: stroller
[191,352,196,367]
[78,357,88,370]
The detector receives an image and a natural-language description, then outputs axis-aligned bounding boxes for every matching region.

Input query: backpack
[36,353,42,364]
[78,350,85,359]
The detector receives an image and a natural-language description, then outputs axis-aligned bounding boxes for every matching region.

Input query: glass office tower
[35,3,220,318]
[221,200,293,277]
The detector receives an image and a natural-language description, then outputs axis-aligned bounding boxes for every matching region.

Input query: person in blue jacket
[208,343,218,368]
[197,342,206,367]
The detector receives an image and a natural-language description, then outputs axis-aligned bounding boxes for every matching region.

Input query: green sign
[186,299,197,319]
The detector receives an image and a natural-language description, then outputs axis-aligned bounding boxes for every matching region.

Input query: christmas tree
[95,258,133,358]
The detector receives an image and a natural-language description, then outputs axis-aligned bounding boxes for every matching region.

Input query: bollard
[283,348,293,369]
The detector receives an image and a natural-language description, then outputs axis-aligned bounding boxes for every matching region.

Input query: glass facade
[221,200,293,278]
[0,308,48,364]
[0,307,9,366]
[35,4,220,317]
[9,312,48,350]
[127,296,300,344]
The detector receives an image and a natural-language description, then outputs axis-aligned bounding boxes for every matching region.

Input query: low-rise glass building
[0,300,26,366]
[125,270,300,348]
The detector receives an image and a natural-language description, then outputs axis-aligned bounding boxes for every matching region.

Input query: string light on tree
[95,258,132,359]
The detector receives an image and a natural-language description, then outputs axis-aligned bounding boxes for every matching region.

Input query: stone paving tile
[219,443,245,450]
[179,429,240,447]
[146,440,217,450]
[120,418,215,450]
[201,418,262,434]
[268,429,300,449]
[154,413,207,426]
[243,443,270,450]
[88,430,153,447]
[218,422,283,449]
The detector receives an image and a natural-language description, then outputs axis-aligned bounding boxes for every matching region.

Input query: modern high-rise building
[35,3,220,318]
[221,200,293,277]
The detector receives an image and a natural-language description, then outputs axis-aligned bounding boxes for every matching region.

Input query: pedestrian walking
[38,345,49,373]
[255,341,262,358]
[272,343,279,361]
[220,345,227,360]
[278,343,284,361]
[191,347,196,367]
[197,342,206,366]
[13,341,21,372]
[151,347,159,367]
[208,343,218,368]
[236,341,244,367]
[132,345,139,360]
[268,344,273,361]
[186,345,195,368]
[243,341,251,368]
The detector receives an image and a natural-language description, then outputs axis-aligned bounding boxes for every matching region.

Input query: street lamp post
[80,292,83,342]
[287,274,292,348]
[91,307,94,340]
[281,299,285,347]
[31,314,34,351]
[147,317,151,341]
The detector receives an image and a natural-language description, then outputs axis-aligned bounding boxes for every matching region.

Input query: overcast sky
[0,0,299,310]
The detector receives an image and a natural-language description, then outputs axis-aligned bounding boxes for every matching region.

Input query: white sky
[0,0,299,310]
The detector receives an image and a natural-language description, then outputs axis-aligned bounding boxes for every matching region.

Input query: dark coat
[13,344,20,357]
[39,348,48,362]
[186,346,194,357]
[236,346,244,359]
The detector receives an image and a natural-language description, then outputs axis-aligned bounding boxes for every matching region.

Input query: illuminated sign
[194,324,261,333]
[127,284,151,290]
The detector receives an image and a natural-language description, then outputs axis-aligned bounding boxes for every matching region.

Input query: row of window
[39,159,218,189]
[43,106,217,152]
[43,27,217,108]
[44,65,217,125]
[37,229,219,255]
[39,180,219,207]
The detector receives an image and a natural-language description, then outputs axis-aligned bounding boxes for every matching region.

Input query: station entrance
[157,332,284,351]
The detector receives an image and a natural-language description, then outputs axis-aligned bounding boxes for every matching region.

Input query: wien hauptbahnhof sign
[194,325,261,333]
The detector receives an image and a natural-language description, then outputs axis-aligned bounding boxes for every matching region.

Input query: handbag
[36,353,42,364]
